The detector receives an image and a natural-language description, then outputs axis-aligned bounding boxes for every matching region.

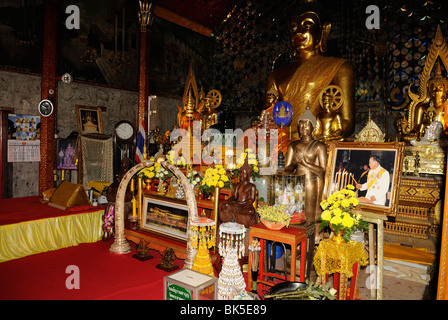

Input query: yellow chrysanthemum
[330,215,342,225]
[342,214,354,228]
[341,198,351,208]
[321,210,331,221]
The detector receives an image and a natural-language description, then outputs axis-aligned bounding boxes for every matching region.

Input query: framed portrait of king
[323,141,405,216]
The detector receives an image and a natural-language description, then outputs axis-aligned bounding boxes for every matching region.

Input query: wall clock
[115,120,135,142]
[38,99,54,117]
[113,120,136,181]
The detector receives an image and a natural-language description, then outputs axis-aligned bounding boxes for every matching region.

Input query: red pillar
[137,29,150,132]
[39,0,58,193]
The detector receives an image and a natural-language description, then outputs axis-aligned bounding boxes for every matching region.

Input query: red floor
[0,238,184,300]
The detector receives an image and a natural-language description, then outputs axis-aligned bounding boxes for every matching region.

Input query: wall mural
[57,0,213,95]
[0,1,44,74]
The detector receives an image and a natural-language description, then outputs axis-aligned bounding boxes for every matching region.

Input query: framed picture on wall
[56,138,78,170]
[323,141,405,216]
[76,105,104,135]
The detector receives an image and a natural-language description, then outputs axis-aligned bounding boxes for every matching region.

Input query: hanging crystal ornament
[217,221,247,300]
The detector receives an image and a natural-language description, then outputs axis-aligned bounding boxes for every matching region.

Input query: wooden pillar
[0,108,14,199]
[137,1,154,134]
[39,0,58,194]
[137,29,150,131]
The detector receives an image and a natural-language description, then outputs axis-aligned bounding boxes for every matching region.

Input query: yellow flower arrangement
[138,160,172,181]
[199,164,231,194]
[233,148,261,179]
[257,204,291,227]
[167,150,187,167]
[318,184,368,242]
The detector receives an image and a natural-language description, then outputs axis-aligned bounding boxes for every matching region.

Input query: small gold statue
[314,85,344,142]
[265,11,355,140]
[284,107,327,226]
[201,90,222,131]
[404,25,448,142]
[177,64,201,131]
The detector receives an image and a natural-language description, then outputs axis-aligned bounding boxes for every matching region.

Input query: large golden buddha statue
[265,12,355,140]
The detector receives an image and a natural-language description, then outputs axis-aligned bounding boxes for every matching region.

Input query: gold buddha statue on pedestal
[265,11,356,141]
[314,85,344,142]
[403,25,448,143]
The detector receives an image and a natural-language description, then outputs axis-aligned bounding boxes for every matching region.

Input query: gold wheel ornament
[320,85,344,110]
[207,89,222,110]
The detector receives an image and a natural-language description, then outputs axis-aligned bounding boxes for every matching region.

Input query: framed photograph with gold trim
[142,194,188,242]
[76,105,104,135]
[323,141,405,216]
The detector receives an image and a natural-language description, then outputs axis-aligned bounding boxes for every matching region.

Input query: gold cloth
[284,56,346,131]
[0,209,103,263]
[313,239,368,277]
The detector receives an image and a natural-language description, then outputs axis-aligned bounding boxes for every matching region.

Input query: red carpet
[0,238,184,300]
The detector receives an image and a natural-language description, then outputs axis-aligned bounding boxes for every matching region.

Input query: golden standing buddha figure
[265,11,355,141]
[314,85,344,142]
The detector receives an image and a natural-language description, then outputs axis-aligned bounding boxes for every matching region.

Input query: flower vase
[330,225,346,244]
[331,231,345,245]
[144,178,152,191]
[260,218,286,230]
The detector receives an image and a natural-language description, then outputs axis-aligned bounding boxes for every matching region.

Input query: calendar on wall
[7,140,41,162]
[7,113,41,162]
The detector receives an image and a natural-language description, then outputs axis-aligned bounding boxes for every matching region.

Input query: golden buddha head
[322,92,333,109]
[289,11,331,55]
[428,63,448,106]
[266,87,279,107]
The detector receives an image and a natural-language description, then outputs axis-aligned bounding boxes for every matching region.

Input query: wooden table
[248,222,307,292]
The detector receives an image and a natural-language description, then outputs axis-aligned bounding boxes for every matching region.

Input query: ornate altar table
[314,239,368,300]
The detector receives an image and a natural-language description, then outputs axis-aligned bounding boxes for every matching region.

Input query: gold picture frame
[323,141,405,216]
[76,105,104,135]
[142,194,188,242]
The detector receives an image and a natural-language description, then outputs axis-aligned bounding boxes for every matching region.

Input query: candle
[132,197,137,217]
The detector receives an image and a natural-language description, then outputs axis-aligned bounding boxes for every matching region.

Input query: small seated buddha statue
[201,95,219,131]
[219,156,258,228]
[314,89,344,142]
[406,62,448,142]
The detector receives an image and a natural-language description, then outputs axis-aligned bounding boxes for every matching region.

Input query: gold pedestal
[403,143,447,175]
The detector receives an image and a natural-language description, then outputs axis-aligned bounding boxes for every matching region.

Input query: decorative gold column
[39,0,58,194]
[137,1,155,131]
